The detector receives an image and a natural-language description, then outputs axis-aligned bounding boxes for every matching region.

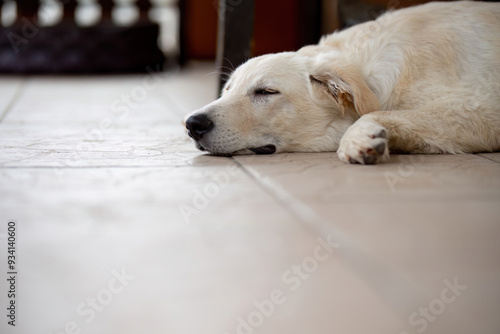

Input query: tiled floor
[1,62,500,334]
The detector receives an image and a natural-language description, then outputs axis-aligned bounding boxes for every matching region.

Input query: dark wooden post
[16,0,40,21]
[0,0,4,24]
[178,0,186,66]
[298,0,322,47]
[137,0,152,22]
[62,0,78,21]
[99,0,114,21]
[215,0,255,95]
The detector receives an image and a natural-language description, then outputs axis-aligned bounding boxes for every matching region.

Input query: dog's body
[186,1,500,164]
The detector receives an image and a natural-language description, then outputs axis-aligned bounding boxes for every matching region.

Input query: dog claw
[347,155,359,164]
[369,129,387,139]
[362,154,378,164]
[374,142,386,155]
[377,129,387,139]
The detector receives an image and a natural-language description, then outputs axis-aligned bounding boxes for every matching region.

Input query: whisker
[215,65,235,74]
[205,71,232,79]
[223,58,236,71]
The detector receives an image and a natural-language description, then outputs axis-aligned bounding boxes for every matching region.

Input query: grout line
[231,157,347,241]
[0,79,27,123]
[231,157,429,315]
[474,153,500,164]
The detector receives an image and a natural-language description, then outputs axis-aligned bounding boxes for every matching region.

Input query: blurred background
[0,0,469,78]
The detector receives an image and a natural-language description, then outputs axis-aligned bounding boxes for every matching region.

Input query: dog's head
[185,48,380,155]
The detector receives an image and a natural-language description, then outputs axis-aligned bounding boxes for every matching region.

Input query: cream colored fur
[186,1,500,164]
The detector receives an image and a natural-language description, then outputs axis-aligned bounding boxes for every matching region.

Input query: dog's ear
[309,68,380,116]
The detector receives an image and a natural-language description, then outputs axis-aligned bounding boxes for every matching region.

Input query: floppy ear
[309,68,380,116]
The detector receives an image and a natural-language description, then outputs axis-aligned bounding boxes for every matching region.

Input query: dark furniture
[0,0,166,73]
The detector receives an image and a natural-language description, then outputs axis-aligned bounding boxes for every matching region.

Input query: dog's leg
[337,108,500,164]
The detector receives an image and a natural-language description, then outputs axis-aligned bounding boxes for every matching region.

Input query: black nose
[185,114,214,141]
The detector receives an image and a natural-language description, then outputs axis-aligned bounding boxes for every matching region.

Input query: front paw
[337,122,389,165]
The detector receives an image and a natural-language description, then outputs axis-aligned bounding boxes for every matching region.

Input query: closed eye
[254,88,280,95]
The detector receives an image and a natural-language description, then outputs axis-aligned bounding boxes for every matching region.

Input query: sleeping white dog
[185,1,500,164]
